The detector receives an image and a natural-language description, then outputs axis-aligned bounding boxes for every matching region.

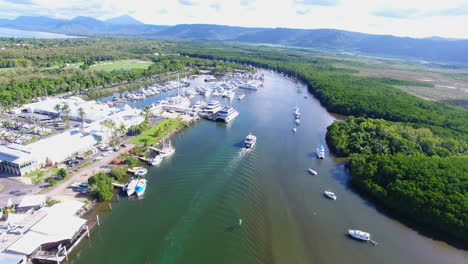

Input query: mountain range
[1,15,468,65]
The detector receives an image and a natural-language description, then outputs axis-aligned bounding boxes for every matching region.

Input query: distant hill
[105,15,143,25]
[1,15,468,64]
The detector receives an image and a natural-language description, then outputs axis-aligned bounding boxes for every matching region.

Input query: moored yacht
[213,107,239,123]
[324,190,337,200]
[150,155,162,166]
[202,100,223,114]
[238,94,246,100]
[192,101,207,110]
[317,145,325,159]
[159,141,175,158]
[348,229,371,241]
[126,178,138,196]
[244,133,257,149]
[135,179,147,197]
[134,168,147,177]
[223,90,235,100]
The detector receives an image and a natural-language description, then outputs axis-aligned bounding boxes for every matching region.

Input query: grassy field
[130,118,184,146]
[90,60,153,72]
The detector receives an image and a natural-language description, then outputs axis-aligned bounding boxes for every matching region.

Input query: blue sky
[1,0,468,38]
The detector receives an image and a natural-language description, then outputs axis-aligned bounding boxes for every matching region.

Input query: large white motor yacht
[244,133,257,149]
[202,100,223,114]
[213,107,239,123]
[348,229,371,241]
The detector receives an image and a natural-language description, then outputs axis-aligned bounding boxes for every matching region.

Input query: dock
[112,182,125,188]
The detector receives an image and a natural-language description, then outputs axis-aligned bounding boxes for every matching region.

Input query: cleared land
[334,62,468,109]
[90,59,153,72]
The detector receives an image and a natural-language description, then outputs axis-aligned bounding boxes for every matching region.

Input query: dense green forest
[348,154,468,242]
[326,117,467,157]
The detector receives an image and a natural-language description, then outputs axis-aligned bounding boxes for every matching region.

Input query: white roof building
[28,129,98,166]
[6,201,86,256]
[17,195,46,212]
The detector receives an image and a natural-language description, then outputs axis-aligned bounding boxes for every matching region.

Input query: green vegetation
[46,199,61,207]
[46,178,57,186]
[90,60,153,72]
[110,166,126,181]
[88,171,114,201]
[326,117,467,157]
[348,154,468,242]
[130,118,185,146]
[56,168,67,179]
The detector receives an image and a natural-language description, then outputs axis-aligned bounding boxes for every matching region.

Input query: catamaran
[213,107,239,123]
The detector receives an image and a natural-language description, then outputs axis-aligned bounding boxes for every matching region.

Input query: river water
[73,71,467,264]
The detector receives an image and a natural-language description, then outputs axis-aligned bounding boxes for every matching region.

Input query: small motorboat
[295,119,300,125]
[135,179,147,197]
[324,190,337,200]
[308,168,318,175]
[293,127,297,133]
[134,168,147,177]
[126,178,138,196]
[348,229,371,241]
[150,155,162,166]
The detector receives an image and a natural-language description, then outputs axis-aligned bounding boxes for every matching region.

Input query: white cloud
[0,0,468,38]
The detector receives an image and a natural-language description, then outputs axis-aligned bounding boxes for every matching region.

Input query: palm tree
[54,104,61,119]
[118,123,127,137]
[78,107,86,126]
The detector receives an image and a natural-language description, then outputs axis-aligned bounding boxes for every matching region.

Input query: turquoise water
[72,71,467,264]
[0,27,82,38]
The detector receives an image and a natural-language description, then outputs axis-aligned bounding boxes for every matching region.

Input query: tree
[54,103,61,119]
[110,166,125,181]
[88,172,113,201]
[56,168,67,179]
[78,107,86,126]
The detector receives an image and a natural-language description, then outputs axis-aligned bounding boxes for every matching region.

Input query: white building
[27,129,99,166]
[0,144,37,176]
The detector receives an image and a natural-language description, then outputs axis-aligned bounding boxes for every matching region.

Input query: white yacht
[324,190,337,200]
[348,230,371,241]
[192,101,207,110]
[244,133,257,149]
[213,107,239,123]
[202,100,223,114]
[223,90,235,100]
[159,141,175,158]
[126,178,139,196]
[239,82,259,90]
[150,155,162,166]
[135,179,147,197]
[238,94,246,100]
[295,119,301,125]
[317,145,325,159]
[134,168,147,177]
[293,127,297,133]
[308,168,318,175]
[204,76,216,82]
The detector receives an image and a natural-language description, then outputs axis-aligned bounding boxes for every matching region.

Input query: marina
[71,70,468,264]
